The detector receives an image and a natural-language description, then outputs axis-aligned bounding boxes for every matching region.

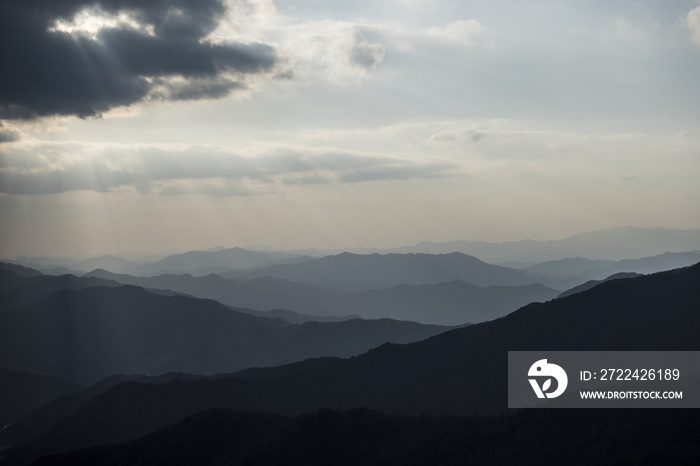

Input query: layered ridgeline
[120,247,314,276]
[220,252,537,290]
[9,248,314,277]
[0,265,452,386]
[2,263,698,465]
[87,261,558,326]
[383,226,700,263]
[84,249,700,325]
[13,227,700,274]
[519,250,700,289]
[12,234,700,327]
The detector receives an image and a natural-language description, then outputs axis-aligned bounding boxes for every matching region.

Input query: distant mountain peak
[202,246,227,252]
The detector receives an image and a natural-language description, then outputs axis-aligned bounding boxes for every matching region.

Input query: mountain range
[121,247,313,276]
[82,248,700,325]
[382,226,700,263]
[85,268,559,326]
[2,263,698,464]
[223,252,539,291]
[8,227,700,276]
[556,272,642,298]
[3,233,700,465]
[0,267,451,385]
[7,248,314,277]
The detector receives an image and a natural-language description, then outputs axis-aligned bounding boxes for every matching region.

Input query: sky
[1,0,699,259]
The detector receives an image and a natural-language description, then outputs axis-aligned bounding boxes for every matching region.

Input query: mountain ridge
[85,267,558,325]
[3,263,697,463]
[0,269,452,384]
[7,227,700,275]
[224,251,538,291]
[381,226,700,263]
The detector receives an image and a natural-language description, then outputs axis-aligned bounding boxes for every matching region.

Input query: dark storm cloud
[150,76,245,102]
[0,144,461,195]
[0,0,278,119]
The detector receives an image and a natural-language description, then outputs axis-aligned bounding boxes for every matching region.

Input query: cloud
[431,128,488,144]
[615,18,651,45]
[423,20,484,48]
[273,21,388,82]
[0,122,21,143]
[688,6,700,47]
[338,160,456,183]
[349,33,385,72]
[0,143,459,195]
[0,0,280,119]
[212,2,488,84]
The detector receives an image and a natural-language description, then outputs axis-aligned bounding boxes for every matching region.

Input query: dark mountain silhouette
[1,260,86,277]
[0,369,80,428]
[4,263,698,463]
[262,318,467,366]
[0,267,195,315]
[234,307,360,324]
[0,373,203,451]
[557,272,642,298]
[0,273,123,310]
[29,408,700,466]
[0,285,286,383]
[0,270,451,384]
[223,251,537,291]
[84,270,336,318]
[28,267,85,277]
[0,264,50,297]
[0,263,43,279]
[0,270,36,295]
[85,269,557,325]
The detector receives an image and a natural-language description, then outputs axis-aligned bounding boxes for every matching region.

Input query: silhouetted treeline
[32,407,700,466]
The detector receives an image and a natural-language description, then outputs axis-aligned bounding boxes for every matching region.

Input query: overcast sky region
[1,0,699,258]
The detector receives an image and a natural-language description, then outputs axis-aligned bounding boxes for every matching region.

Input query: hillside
[4,264,698,463]
[84,270,337,318]
[578,251,700,280]
[223,252,537,291]
[0,268,451,384]
[0,369,80,428]
[30,408,700,466]
[86,269,558,325]
[125,248,312,276]
[0,373,204,450]
[557,272,642,298]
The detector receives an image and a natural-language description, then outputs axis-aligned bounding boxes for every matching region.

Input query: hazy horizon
[2,0,700,259]
[3,225,700,265]
[7,224,694,261]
